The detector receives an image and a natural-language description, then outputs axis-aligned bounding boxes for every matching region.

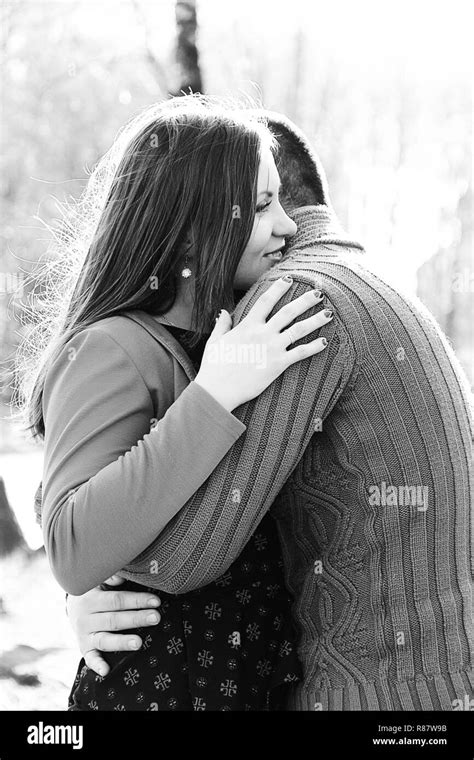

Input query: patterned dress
[68,324,301,711]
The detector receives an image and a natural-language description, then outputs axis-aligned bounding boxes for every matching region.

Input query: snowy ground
[0,449,45,549]
[0,449,79,710]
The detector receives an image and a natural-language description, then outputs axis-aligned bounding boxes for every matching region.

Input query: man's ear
[279,195,298,216]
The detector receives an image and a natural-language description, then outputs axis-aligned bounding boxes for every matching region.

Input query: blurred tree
[130,0,170,94]
[170,0,203,95]
[417,183,473,386]
[1,1,168,421]
[416,84,473,387]
[0,477,27,557]
[284,27,305,122]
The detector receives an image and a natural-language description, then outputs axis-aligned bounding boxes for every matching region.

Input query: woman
[24,95,333,710]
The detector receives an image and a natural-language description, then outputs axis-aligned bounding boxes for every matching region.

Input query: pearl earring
[181,243,192,278]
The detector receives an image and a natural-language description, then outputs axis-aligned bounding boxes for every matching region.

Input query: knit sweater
[265,208,473,710]
[119,205,474,710]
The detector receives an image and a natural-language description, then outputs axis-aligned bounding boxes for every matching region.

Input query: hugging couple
[28,94,472,711]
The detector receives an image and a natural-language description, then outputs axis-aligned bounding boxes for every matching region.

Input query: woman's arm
[42,278,328,595]
[119,277,355,593]
[42,324,247,595]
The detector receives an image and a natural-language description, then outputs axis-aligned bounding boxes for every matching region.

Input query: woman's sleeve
[119,278,355,594]
[41,326,246,595]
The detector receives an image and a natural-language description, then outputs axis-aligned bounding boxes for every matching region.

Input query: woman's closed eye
[256,200,272,214]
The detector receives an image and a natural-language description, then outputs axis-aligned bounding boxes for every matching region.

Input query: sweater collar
[287,205,365,254]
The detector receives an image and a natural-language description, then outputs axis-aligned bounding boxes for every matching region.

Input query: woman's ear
[184,227,198,258]
[182,239,195,259]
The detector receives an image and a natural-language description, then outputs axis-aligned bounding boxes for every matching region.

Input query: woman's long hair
[15,94,276,440]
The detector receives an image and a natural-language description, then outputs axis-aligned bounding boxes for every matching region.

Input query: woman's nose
[278,213,297,238]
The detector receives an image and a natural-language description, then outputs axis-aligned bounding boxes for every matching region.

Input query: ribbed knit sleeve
[41,326,246,595]
[119,276,356,593]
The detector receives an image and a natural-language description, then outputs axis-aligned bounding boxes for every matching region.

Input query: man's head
[254,109,332,213]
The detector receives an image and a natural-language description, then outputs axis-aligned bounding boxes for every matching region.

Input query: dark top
[67,323,301,711]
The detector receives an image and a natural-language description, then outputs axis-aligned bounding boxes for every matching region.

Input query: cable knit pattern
[267,206,474,710]
[115,205,473,709]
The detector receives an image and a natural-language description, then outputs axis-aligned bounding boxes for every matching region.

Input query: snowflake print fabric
[67,514,302,711]
[67,324,302,711]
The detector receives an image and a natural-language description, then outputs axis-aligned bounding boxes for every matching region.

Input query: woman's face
[233,148,297,290]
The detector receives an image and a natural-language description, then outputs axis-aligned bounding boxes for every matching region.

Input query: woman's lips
[263,248,284,261]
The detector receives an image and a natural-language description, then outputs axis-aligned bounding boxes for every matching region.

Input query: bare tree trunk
[171,0,203,96]
[388,83,414,248]
[445,184,472,348]
[285,27,305,122]
[0,477,28,557]
[130,0,170,95]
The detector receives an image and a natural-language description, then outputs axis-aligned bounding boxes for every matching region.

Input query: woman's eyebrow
[257,181,281,198]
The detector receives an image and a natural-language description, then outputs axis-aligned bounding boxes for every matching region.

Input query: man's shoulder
[232,245,370,316]
[232,244,434,334]
[232,269,319,321]
[264,245,411,303]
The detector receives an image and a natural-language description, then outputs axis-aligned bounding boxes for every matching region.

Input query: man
[40,111,473,710]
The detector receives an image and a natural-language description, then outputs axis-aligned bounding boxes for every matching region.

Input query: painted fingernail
[324,309,333,318]
[321,337,328,347]
[147,613,159,624]
[313,290,322,299]
[147,598,160,607]
[128,639,140,649]
[282,275,293,283]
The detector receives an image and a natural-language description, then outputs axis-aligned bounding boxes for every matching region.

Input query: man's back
[252,206,473,710]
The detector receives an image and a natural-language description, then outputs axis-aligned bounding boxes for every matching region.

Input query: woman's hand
[66,575,161,676]
[195,275,332,412]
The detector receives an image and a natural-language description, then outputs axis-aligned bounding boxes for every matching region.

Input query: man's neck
[286,204,365,253]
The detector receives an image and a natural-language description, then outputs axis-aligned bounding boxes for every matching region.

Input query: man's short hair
[255,110,331,211]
